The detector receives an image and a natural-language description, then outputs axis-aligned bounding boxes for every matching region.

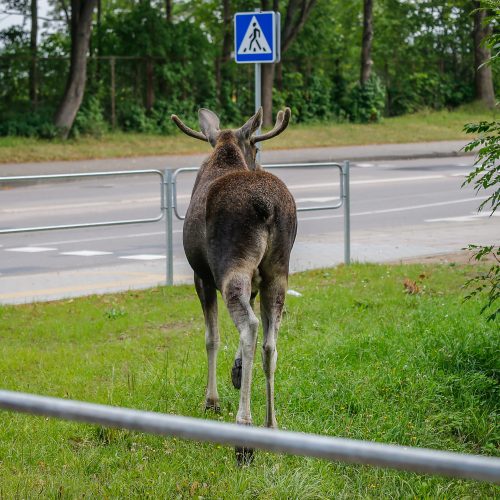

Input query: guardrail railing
[171,161,351,281]
[1,390,498,483]
[1,162,350,287]
[0,170,165,234]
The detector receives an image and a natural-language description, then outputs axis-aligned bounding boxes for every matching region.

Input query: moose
[171,107,297,463]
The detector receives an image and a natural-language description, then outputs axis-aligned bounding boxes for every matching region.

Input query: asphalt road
[1,155,498,304]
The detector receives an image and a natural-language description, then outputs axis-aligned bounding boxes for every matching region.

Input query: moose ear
[240,107,263,139]
[198,108,220,146]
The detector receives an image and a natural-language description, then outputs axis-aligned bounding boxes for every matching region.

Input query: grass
[0,263,499,497]
[0,104,496,164]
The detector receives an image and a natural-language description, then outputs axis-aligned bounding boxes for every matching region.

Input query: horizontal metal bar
[0,169,164,183]
[0,215,164,235]
[0,169,165,234]
[264,162,343,170]
[0,390,499,483]
[171,163,344,221]
[297,200,343,212]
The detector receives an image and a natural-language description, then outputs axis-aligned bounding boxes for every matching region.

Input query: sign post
[234,10,280,162]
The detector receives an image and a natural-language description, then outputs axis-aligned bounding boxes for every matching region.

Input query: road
[1,155,498,304]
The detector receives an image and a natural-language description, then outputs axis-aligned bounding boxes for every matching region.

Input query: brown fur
[172,107,296,464]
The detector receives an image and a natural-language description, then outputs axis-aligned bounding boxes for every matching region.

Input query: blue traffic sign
[234,11,280,64]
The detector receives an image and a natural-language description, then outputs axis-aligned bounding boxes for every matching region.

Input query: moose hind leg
[222,273,259,464]
[232,290,258,390]
[194,274,220,412]
[260,276,287,429]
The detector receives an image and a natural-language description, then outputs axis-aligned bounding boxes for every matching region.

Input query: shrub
[0,108,58,139]
[73,96,108,138]
[348,75,386,123]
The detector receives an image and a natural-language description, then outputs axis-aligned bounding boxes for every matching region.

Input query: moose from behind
[171,107,297,463]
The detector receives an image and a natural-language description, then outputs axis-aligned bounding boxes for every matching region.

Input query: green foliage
[0,0,497,135]
[463,245,499,322]
[389,72,473,116]
[461,0,499,322]
[348,75,386,123]
[73,96,108,138]
[463,120,500,214]
[462,120,500,321]
[0,108,58,139]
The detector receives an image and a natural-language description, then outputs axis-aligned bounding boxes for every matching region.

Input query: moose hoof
[231,358,242,389]
[205,398,221,413]
[235,446,254,466]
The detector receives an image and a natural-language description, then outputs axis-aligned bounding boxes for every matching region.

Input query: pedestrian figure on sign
[245,22,262,53]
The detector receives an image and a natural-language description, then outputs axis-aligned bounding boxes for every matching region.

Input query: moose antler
[171,114,208,142]
[251,107,291,144]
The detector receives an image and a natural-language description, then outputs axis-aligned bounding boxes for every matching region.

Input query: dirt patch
[394,249,497,265]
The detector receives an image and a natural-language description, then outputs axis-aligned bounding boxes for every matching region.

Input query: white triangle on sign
[237,16,272,55]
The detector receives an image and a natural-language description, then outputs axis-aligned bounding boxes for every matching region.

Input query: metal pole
[255,62,262,163]
[1,390,499,483]
[343,160,351,265]
[164,169,174,286]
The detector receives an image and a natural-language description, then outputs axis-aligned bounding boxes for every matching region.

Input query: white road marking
[59,250,113,257]
[119,254,166,261]
[355,162,375,168]
[426,212,498,223]
[289,174,446,191]
[299,196,489,222]
[4,246,57,253]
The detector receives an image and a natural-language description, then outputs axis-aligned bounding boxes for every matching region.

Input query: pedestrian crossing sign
[234,11,280,64]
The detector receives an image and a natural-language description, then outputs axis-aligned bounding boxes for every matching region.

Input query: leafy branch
[461,121,499,321]
[463,245,499,321]
[462,120,500,214]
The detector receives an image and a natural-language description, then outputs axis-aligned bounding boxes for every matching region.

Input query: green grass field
[0,263,498,498]
[0,105,496,164]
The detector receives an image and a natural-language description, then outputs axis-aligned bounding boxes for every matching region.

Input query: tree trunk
[54,0,97,138]
[261,63,275,125]
[96,0,102,79]
[473,1,495,108]
[260,0,316,126]
[145,57,155,112]
[360,0,374,84]
[29,0,38,107]
[216,0,232,103]
[165,0,172,22]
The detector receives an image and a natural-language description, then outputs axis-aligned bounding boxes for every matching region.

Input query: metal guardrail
[172,161,351,273]
[1,390,499,483]
[0,170,165,234]
[1,162,350,286]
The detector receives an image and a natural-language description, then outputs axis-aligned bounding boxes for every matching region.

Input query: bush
[347,75,386,123]
[0,108,58,139]
[73,96,108,138]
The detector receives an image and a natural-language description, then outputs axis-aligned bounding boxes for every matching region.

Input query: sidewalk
[0,140,473,177]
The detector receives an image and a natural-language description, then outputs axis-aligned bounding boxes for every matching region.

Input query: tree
[260,0,317,126]
[54,0,97,138]
[473,0,495,108]
[360,0,373,84]
[165,0,173,22]
[215,0,232,104]
[29,0,38,107]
